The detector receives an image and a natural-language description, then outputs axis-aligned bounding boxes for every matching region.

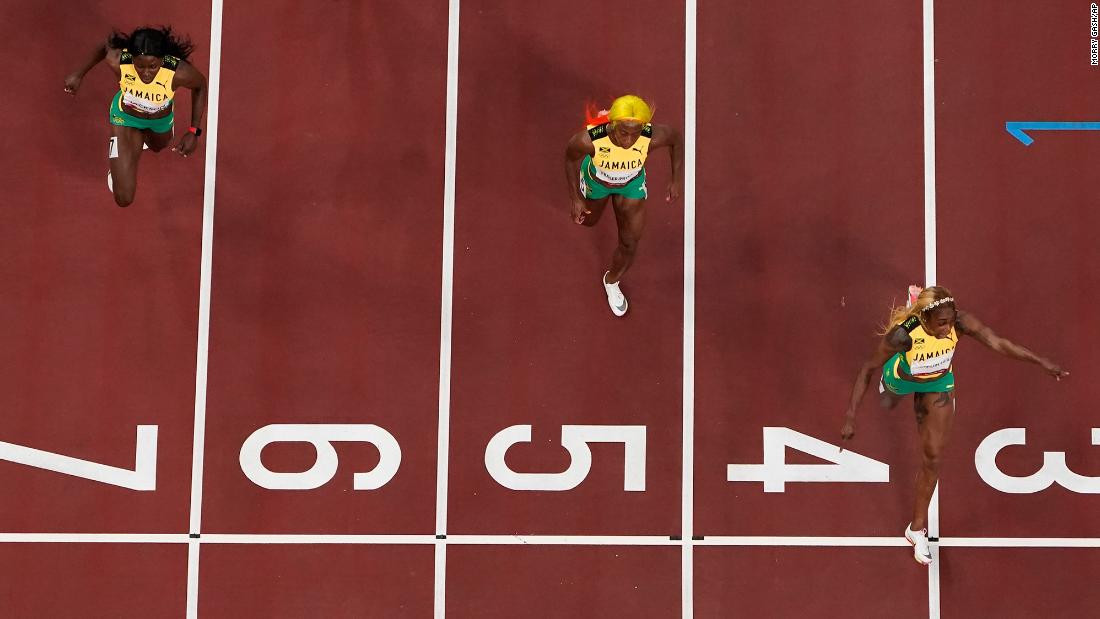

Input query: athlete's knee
[618,234,641,253]
[113,189,135,208]
[921,446,944,472]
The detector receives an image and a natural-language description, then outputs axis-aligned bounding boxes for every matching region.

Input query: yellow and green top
[894,315,958,380]
[586,122,652,186]
[117,50,180,115]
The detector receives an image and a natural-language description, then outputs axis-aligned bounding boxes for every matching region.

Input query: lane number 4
[727,427,890,492]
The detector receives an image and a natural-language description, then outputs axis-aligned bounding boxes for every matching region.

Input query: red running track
[1,0,1098,617]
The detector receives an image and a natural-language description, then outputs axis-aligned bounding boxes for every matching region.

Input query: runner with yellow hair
[841,285,1067,566]
[564,94,683,316]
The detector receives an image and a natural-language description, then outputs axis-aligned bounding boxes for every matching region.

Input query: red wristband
[189,126,203,137]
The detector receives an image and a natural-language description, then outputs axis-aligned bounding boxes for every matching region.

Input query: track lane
[694,0,926,537]
[0,1,210,533]
[446,0,686,536]
[936,0,1100,539]
[199,1,450,535]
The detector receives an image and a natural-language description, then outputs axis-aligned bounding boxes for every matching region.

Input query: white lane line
[922,1,939,617]
[928,544,941,619]
[682,0,698,618]
[1,532,1097,547]
[201,534,438,544]
[189,0,225,538]
[434,540,447,619]
[445,535,678,546]
[186,1,224,616]
[923,0,937,287]
[186,539,201,619]
[939,538,1100,548]
[696,536,912,547]
[0,533,189,543]
[436,0,462,617]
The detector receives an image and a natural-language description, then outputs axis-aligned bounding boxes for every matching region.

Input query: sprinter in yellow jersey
[841,286,1067,566]
[564,95,683,317]
[65,26,207,207]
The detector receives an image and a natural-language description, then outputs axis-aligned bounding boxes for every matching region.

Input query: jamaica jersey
[587,122,652,186]
[893,315,958,380]
[118,51,180,115]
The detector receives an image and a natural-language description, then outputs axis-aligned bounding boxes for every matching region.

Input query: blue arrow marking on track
[1005,121,1100,146]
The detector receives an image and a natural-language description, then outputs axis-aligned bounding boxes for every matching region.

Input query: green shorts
[881,356,955,395]
[109,91,174,133]
[578,155,648,200]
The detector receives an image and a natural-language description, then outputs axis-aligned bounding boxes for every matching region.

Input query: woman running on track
[563,95,683,317]
[841,285,1067,565]
[64,26,207,207]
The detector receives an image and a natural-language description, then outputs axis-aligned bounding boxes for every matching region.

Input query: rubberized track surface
[2,1,1098,617]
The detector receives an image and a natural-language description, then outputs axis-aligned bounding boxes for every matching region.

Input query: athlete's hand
[1040,360,1068,381]
[172,133,199,158]
[840,413,856,442]
[63,73,83,96]
[571,197,591,224]
[666,180,681,203]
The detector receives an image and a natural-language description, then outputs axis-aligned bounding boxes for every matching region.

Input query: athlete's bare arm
[169,60,208,158]
[564,130,595,224]
[64,39,119,95]
[104,46,122,75]
[648,124,683,202]
[842,326,912,440]
[956,312,1068,379]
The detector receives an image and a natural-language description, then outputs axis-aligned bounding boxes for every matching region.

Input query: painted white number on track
[485,425,647,491]
[0,426,158,491]
[975,428,1100,494]
[239,424,401,490]
[727,427,890,492]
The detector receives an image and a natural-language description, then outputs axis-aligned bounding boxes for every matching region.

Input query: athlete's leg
[910,390,955,530]
[579,195,612,227]
[605,195,648,283]
[110,125,145,207]
[879,360,907,409]
[142,128,173,153]
[879,389,905,410]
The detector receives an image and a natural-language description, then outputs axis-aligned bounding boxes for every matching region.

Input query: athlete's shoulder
[900,315,921,332]
[587,123,609,140]
[885,322,914,351]
[162,54,180,70]
[954,310,979,335]
[646,123,680,148]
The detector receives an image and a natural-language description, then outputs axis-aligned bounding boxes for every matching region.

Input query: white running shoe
[905,524,933,565]
[602,271,628,317]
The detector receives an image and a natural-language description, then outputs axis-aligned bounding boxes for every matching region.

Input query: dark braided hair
[109,26,194,60]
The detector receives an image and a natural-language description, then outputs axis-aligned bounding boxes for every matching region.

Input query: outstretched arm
[564,130,594,223]
[842,326,911,441]
[64,40,110,95]
[170,61,208,158]
[956,312,1068,379]
[649,124,683,202]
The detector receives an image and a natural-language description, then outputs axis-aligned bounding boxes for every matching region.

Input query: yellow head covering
[607,94,653,124]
